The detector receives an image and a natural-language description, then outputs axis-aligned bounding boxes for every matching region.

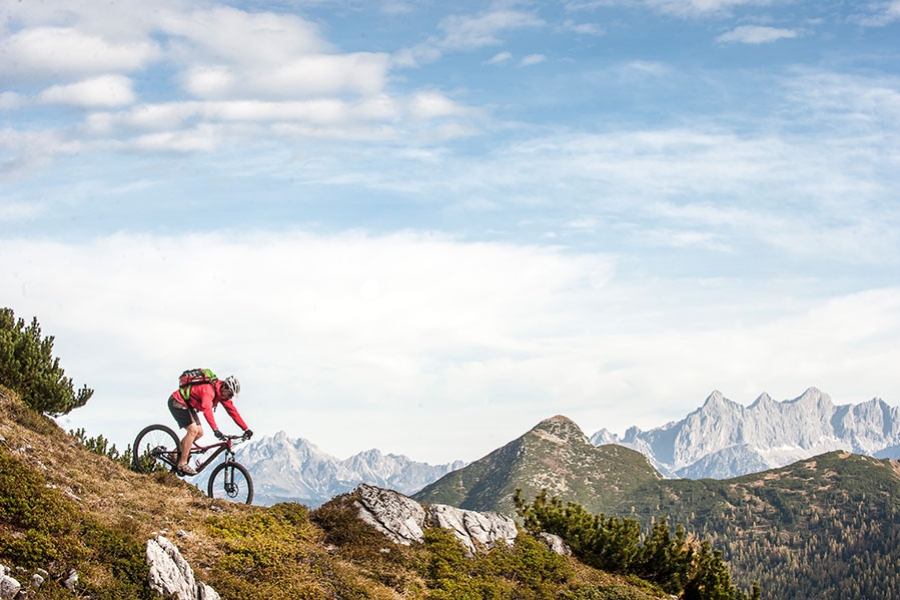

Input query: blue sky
[2,0,899,464]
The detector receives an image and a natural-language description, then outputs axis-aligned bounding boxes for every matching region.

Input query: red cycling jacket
[169,379,248,432]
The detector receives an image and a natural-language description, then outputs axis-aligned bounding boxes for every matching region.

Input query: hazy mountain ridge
[591,387,900,478]
[236,430,466,506]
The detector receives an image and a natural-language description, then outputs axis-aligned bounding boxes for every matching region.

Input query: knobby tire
[132,424,180,474]
[208,461,254,504]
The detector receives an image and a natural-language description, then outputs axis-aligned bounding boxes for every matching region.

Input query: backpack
[178,368,217,402]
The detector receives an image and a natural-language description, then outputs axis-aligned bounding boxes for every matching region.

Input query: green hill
[416,415,900,599]
[413,416,661,515]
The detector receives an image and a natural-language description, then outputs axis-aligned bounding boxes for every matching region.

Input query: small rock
[198,582,221,600]
[35,569,48,578]
[536,532,572,556]
[64,571,78,592]
[30,573,44,589]
[0,575,21,600]
[176,529,189,539]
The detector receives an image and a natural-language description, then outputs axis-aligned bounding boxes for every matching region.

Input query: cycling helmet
[222,375,241,397]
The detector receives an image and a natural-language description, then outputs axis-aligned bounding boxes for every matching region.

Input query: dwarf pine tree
[0,307,93,416]
[514,489,760,600]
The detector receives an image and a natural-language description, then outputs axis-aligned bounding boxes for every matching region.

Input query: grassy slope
[0,388,666,600]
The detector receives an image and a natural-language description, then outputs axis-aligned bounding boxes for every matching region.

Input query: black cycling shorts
[168,396,200,429]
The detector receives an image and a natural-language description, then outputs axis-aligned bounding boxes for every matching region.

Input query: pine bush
[0,307,93,415]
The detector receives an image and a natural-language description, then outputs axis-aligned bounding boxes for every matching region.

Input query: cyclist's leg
[178,423,203,472]
[169,398,203,470]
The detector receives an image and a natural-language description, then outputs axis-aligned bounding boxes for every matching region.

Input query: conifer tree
[0,307,93,415]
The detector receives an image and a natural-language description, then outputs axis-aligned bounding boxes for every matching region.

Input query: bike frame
[187,436,242,474]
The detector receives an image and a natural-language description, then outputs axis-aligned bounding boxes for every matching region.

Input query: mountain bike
[132,424,254,504]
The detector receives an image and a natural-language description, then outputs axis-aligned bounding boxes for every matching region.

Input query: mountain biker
[168,374,253,475]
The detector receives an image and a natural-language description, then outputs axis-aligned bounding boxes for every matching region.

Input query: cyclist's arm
[220,398,249,431]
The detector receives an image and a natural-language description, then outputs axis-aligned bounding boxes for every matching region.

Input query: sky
[2,0,899,465]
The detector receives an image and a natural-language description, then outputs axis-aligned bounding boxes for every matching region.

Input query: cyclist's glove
[213,429,225,440]
[243,429,253,440]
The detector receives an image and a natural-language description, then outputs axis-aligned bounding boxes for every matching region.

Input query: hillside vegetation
[619,452,900,599]
[416,414,900,599]
[1,386,717,599]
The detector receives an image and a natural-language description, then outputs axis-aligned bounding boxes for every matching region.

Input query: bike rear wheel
[133,424,180,474]
[207,461,254,504]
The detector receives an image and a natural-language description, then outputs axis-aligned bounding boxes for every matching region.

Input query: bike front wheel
[133,424,180,474]
[207,461,254,504]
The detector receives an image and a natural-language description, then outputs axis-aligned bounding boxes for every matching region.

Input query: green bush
[421,526,575,600]
[71,427,133,469]
[515,489,759,600]
[0,307,93,416]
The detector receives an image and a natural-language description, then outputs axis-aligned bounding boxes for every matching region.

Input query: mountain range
[590,387,900,478]
[235,430,466,506]
[415,413,900,598]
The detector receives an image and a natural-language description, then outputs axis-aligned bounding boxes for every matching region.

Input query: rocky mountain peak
[793,387,828,405]
[704,390,725,405]
[749,392,774,408]
[531,415,590,446]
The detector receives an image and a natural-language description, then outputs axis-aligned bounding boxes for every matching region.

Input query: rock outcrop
[146,536,220,600]
[354,483,519,555]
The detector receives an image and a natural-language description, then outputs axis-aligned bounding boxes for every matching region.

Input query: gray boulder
[355,483,426,545]
[353,484,518,555]
[146,535,220,600]
[429,503,517,555]
[0,575,20,600]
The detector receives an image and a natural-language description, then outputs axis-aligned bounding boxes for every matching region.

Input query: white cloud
[0,129,82,177]
[520,54,547,67]
[560,20,605,35]
[857,0,900,26]
[437,10,544,49]
[181,52,391,100]
[717,25,798,44]
[0,92,25,111]
[77,91,479,148]
[0,27,160,83]
[393,43,444,68]
[485,51,513,65]
[161,6,330,65]
[39,75,135,108]
[4,231,899,462]
[407,91,472,120]
[566,0,783,17]
[0,199,46,221]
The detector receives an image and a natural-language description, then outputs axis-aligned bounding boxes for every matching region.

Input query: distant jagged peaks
[236,431,466,507]
[590,388,900,479]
